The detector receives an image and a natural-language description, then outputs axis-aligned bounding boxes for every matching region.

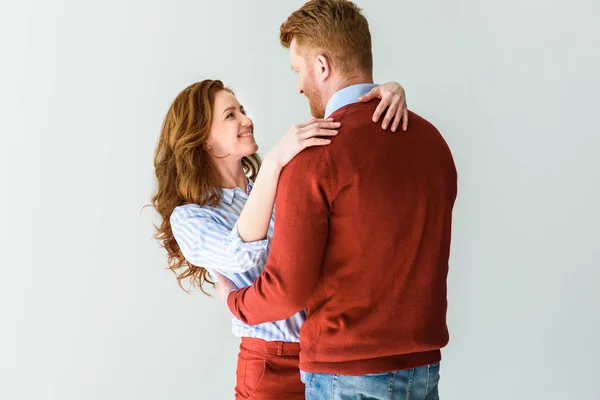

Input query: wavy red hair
[151,80,261,294]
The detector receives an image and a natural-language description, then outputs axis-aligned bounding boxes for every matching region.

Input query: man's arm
[227,146,335,325]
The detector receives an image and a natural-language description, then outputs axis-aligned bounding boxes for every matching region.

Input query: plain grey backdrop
[1,0,599,399]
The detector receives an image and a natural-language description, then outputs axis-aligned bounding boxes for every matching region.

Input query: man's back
[227,99,457,376]
[290,101,457,374]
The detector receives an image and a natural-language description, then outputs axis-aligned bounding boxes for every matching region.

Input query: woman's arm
[236,119,339,243]
[170,205,269,274]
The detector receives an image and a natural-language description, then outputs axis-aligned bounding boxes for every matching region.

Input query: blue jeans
[300,362,440,400]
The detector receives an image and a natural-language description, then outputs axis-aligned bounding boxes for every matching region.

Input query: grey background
[1,0,598,399]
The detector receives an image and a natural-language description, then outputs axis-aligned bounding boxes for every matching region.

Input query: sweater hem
[299,350,441,376]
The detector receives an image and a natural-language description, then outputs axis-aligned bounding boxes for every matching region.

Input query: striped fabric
[170,180,305,342]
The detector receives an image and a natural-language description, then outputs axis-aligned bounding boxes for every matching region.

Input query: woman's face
[206,90,258,159]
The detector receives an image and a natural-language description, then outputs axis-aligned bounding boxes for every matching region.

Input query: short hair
[280,0,373,75]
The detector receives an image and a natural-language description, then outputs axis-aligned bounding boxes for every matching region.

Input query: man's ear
[314,54,331,82]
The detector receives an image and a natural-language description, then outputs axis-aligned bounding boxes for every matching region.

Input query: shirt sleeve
[227,146,335,324]
[170,205,269,274]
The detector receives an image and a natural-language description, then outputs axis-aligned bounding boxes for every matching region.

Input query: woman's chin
[238,143,259,157]
[248,142,259,153]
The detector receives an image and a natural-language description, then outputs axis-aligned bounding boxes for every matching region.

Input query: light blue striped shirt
[170,180,305,342]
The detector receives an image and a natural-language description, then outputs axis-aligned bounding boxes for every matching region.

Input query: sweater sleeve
[227,146,335,324]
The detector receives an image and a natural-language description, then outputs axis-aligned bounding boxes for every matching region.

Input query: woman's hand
[267,118,341,169]
[213,271,239,307]
[358,82,409,132]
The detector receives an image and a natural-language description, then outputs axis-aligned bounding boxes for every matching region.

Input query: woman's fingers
[358,86,379,103]
[371,95,390,123]
[380,96,400,130]
[390,105,404,133]
[297,118,334,129]
[303,137,333,147]
[298,121,340,135]
[298,128,339,142]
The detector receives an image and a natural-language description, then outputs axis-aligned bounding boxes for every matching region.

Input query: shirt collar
[324,83,378,118]
[220,178,253,205]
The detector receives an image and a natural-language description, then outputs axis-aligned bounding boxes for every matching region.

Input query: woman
[152,79,408,399]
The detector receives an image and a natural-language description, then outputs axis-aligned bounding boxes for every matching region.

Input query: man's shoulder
[278,143,335,193]
[333,102,438,133]
[405,110,439,131]
[281,144,330,179]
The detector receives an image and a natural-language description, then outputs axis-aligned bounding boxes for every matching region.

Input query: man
[218,1,457,399]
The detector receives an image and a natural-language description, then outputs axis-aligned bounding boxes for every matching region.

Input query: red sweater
[228,101,457,375]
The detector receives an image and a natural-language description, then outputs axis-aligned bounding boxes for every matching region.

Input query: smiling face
[206,90,258,159]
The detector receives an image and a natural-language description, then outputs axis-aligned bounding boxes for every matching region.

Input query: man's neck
[323,73,374,106]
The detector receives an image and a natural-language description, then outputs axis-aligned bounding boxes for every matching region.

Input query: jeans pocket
[425,362,441,399]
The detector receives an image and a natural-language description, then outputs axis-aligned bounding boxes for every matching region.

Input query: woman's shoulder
[170,203,217,222]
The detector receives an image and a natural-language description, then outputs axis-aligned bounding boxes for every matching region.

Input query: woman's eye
[226,113,234,119]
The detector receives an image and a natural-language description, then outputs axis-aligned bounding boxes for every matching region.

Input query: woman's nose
[241,115,252,126]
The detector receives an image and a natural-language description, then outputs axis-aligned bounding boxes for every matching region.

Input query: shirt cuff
[226,222,269,254]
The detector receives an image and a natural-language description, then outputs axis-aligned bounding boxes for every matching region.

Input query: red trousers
[235,337,304,400]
